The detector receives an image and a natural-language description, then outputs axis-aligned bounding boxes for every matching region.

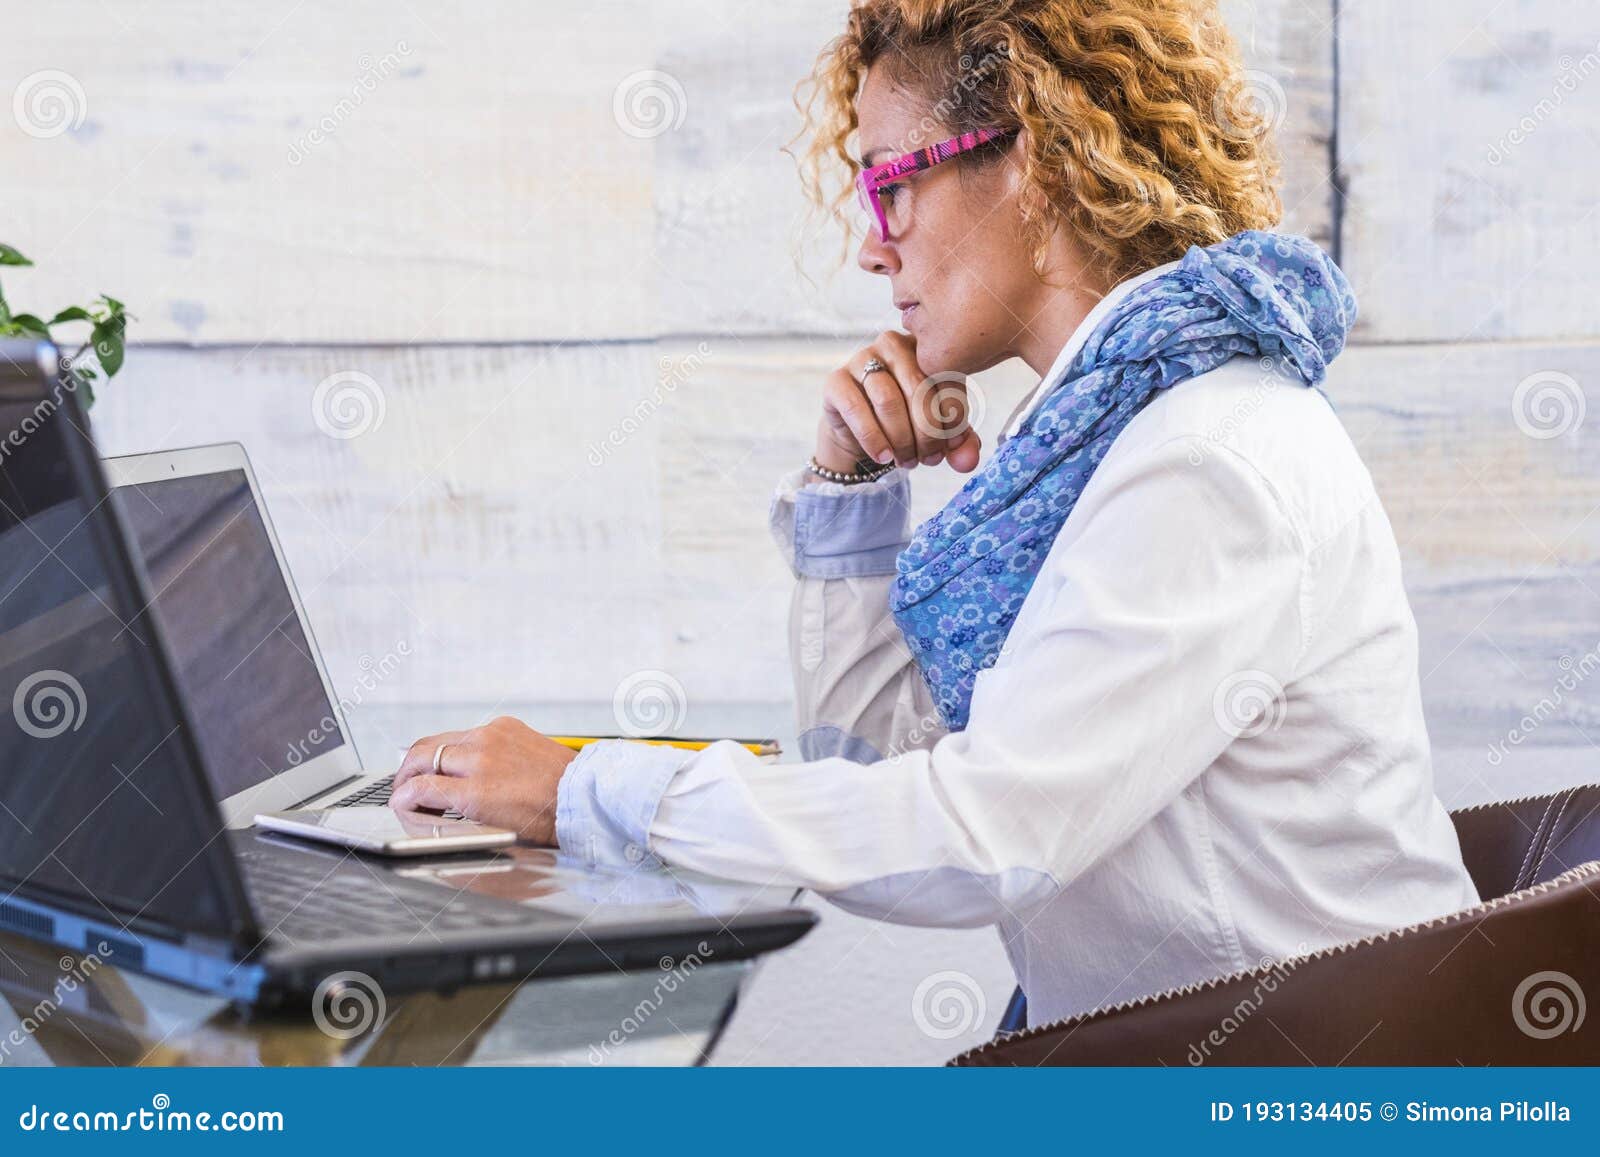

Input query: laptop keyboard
[236,846,529,943]
[333,774,462,820]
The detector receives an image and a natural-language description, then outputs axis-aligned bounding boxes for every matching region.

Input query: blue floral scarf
[889,230,1357,730]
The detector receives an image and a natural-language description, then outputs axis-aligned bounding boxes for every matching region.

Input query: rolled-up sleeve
[768,466,911,578]
[557,436,1308,929]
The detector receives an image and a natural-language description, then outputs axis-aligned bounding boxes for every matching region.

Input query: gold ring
[432,743,449,773]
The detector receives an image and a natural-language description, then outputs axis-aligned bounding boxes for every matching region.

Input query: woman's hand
[816,330,982,475]
[390,716,576,845]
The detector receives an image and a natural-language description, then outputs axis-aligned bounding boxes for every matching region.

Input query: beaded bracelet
[806,456,895,485]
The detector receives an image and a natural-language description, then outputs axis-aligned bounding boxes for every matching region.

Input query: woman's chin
[913,341,983,380]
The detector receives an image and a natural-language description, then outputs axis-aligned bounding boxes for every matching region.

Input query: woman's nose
[857,230,899,277]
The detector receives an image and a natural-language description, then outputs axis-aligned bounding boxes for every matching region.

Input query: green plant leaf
[49,306,92,324]
[8,313,51,338]
[91,314,126,376]
[0,244,32,266]
[70,367,96,409]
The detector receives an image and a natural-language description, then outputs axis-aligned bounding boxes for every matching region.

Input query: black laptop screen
[0,392,238,937]
[110,470,343,799]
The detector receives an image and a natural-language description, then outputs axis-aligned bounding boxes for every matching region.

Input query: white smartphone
[253,807,517,856]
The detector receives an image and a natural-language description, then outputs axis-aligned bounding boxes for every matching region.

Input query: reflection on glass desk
[0,846,808,1067]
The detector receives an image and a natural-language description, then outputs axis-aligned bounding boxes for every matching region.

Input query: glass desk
[0,846,808,1067]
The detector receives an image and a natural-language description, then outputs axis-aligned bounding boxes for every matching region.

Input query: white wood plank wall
[4,0,1597,1064]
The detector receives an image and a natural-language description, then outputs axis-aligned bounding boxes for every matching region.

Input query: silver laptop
[103,442,416,826]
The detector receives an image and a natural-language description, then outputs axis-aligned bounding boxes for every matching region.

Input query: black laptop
[0,340,813,1008]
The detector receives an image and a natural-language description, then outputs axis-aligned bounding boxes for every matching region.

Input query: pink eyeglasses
[855,127,1013,242]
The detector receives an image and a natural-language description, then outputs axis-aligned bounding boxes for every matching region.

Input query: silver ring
[859,357,887,382]
[432,743,449,773]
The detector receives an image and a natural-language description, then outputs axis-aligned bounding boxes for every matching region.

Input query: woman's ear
[1005,130,1048,218]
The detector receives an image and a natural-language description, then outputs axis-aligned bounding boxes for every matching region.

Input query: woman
[392,0,1479,1026]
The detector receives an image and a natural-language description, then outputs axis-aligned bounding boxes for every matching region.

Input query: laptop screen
[109,470,344,800]
[0,388,240,937]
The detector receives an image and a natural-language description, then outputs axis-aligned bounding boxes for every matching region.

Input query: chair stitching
[1515,795,1558,890]
[1532,791,1576,883]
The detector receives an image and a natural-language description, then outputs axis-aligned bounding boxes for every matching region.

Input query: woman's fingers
[817,330,986,475]
[945,427,983,473]
[391,773,474,816]
[870,335,937,466]
[853,348,919,467]
[393,729,472,791]
[915,375,979,465]
[822,367,893,465]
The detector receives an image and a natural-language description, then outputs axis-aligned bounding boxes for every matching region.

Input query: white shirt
[556,265,1480,1027]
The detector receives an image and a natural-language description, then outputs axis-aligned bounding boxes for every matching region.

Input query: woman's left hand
[391,716,576,845]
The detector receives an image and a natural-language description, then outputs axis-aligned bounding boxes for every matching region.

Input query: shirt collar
[999,257,1182,441]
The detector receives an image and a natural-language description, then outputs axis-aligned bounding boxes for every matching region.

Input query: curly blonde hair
[797,0,1283,287]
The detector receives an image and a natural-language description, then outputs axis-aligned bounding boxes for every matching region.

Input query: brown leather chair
[952,784,1600,1065]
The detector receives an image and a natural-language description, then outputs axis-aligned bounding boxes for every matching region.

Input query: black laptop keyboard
[235,845,528,943]
[334,775,395,806]
[333,774,462,820]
